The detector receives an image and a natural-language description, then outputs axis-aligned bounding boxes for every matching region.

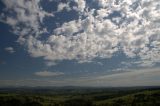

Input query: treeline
[96,91,160,106]
[0,89,160,106]
[0,96,94,106]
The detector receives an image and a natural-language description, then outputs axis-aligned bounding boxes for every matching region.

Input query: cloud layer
[35,70,64,77]
[1,0,160,67]
[0,68,160,87]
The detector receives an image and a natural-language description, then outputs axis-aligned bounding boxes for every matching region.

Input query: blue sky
[0,0,160,87]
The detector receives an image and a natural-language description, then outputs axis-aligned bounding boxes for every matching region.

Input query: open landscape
[1,0,160,106]
[0,86,160,106]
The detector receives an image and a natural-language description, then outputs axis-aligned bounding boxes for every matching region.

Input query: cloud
[0,0,53,43]
[92,68,160,86]
[35,70,64,77]
[1,0,160,67]
[73,0,86,13]
[4,47,15,53]
[1,68,160,87]
[63,67,160,87]
[57,2,71,12]
[0,79,65,87]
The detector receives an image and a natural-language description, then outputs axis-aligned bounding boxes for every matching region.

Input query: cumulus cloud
[1,0,160,67]
[4,47,15,53]
[73,0,86,13]
[35,70,64,77]
[0,0,53,43]
[57,2,71,12]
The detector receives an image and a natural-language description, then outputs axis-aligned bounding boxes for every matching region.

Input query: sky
[0,0,160,87]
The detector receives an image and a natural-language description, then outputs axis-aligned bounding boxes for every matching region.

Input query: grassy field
[0,87,160,106]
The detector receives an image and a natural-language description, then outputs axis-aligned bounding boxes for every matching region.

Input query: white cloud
[1,0,160,67]
[1,0,53,44]
[5,47,15,53]
[35,70,64,77]
[57,2,71,12]
[73,0,86,13]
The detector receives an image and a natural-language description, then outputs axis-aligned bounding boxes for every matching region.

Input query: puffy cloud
[54,19,82,36]
[1,0,160,67]
[73,0,86,13]
[0,0,53,44]
[4,47,15,53]
[57,2,71,12]
[35,70,64,77]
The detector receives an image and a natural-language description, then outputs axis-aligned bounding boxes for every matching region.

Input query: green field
[0,87,160,106]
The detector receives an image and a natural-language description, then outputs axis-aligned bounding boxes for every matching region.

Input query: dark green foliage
[63,98,93,106]
[0,88,160,106]
[23,101,42,106]
[0,96,42,106]
[1,98,23,106]
[96,90,160,106]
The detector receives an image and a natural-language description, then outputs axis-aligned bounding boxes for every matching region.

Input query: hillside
[0,87,160,106]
